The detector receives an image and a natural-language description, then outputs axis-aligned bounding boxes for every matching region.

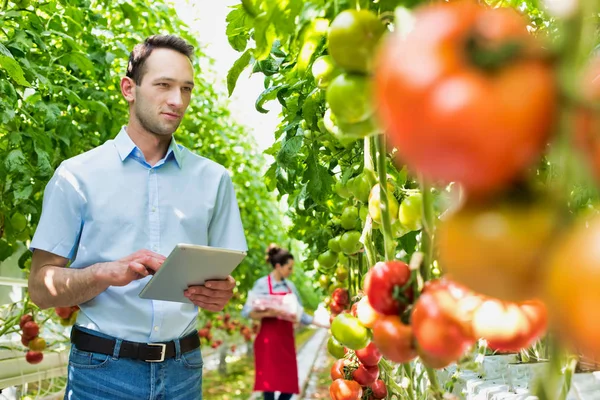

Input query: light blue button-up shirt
[241,273,314,325]
[30,128,247,342]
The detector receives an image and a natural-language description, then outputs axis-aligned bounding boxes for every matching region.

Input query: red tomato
[330,300,346,315]
[574,57,600,182]
[22,321,39,340]
[331,359,349,381]
[375,1,556,196]
[372,315,417,363]
[19,315,33,329]
[370,379,388,399]
[365,261,412,315]
[411,282,476,361]
[352,363,379,386]
[25,351,43,364]
[472,298,547,352]
[330,379,363,400]
[333,288,350,306]
[54,307,74,320]
[355,342,382,367]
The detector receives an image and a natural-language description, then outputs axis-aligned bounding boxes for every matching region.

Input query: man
[27,34,247,399]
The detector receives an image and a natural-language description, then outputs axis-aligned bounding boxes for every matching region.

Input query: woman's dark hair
[126,34,194,85]
[265,243,294,268]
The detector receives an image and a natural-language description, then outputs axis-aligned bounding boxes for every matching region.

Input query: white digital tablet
[138,243,247,304]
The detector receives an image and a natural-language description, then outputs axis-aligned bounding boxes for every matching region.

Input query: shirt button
[151,207,156,212]
[154,326,159,332]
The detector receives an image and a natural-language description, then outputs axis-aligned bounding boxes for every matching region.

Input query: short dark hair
[265,244,294,268]
[126,34,194,85]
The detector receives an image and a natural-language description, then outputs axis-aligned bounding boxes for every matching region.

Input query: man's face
[132,48,194,136]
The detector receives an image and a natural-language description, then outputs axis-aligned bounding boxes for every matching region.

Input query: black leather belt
[70,326,200,362]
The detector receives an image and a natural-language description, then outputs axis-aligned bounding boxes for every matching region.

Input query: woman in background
[241,244,325,400]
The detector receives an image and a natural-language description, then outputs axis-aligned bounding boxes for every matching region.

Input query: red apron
[253,275,299,394]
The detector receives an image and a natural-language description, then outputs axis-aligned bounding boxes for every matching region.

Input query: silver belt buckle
[146,343,166,362]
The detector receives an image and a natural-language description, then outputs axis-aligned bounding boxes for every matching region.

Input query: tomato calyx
[466,35,524,72]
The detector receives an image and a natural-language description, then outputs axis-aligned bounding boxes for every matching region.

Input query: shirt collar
[269,272,286,284]
[114,127,183,168]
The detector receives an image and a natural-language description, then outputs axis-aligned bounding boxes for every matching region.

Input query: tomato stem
[375,134,396,260]
[424,365,444,400]
[419,180,435,282]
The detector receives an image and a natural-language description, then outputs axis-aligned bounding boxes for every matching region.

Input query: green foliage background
[0,0,321,309]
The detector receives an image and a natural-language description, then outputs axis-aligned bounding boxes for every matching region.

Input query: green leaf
[226,5,252,52]
[0,239,14,262]
[264,163,277,192]
[302,88,323,130]
[305,152,334,202]
[227,49,252,97]
[0,43,14,58]
[264,141,282,157]
[276,135,303,168]
[67,52,95,73]
[253,12,277,60]
[5,149,26,172]
[256,84,287,113]
[252,57,281,76]
[14,185,33,202]
[0,55,30,86]
[241,0,258,18]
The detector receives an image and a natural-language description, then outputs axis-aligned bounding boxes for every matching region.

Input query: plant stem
[420,180,435,282]
[425,365,444,400]
[375,135,395,260]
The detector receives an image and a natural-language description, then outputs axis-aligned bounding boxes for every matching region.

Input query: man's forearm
[28,263,110,309]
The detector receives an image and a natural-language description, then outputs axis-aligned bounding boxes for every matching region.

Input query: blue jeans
[64,327,203,400]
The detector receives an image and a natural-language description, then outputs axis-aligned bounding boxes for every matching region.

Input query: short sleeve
[208,172,247,251]
[30,163,85,259]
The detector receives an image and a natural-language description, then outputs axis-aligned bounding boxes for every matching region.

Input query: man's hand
[184,275,236,312]
[95,249,166,287]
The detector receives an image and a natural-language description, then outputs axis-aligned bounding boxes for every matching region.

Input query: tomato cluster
[20,314,45,365]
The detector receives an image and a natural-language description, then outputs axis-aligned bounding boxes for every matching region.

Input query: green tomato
[331,313,370,350]
[359,205,369,222]
[335,266,348,282]
[328,236,342,253]
[327,336,347,358]
[350,174,373,203]
[368,183,399,224]
[10,212,27,232]
[326,74,373,124]
[336,116,380,139]
[312,55,340,89]
[339,230,363,255]
[319,275,330,290]
[318,250,338,269]
[334,181,352,199]
[327,9,386,73]
[340,206,359,230]
[399,193,423,231]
